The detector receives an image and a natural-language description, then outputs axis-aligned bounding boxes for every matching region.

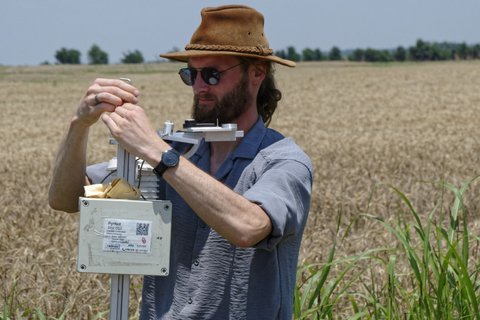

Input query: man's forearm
[48,120,90,212]
[163,157,272,247]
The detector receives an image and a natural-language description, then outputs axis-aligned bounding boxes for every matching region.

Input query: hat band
[185,44,273,56]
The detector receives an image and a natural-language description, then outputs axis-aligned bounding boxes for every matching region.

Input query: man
[49,4,313,319]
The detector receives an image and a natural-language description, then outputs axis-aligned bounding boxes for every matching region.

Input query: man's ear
[250,62,266,86]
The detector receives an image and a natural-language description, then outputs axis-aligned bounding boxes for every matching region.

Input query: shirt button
[187,298,193,304]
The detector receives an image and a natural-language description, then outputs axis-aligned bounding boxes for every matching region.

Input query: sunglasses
[178,63,243,86]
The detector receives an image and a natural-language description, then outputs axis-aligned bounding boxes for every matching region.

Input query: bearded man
[49,5,313,319]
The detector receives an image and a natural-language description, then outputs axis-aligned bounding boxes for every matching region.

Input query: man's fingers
[113,105,126,115]
[90,87,138,105]
[108,110,128,125]
[90,92,124,107]
[94,78,139,96]
[88,78,140,105]
[101,113,120,133]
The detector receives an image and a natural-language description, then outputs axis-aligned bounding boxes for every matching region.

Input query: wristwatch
[153,148,180,177]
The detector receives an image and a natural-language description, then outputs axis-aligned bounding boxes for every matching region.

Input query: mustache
[194,93,217,102]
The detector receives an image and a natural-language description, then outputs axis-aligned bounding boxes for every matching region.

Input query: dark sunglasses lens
[201,68,220,85]
[179,68,195,86]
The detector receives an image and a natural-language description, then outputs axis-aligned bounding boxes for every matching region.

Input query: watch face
[163,150,179,167]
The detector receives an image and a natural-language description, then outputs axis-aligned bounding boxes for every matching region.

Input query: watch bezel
[162,150,180,166]
[154,148,180,177]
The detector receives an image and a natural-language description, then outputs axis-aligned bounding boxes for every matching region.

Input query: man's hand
[101,103,168,166]
[74,78,140,127]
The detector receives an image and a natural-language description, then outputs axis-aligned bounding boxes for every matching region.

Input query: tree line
[52,44,144,65]
[52,39,480,65]
[276,39,480,62]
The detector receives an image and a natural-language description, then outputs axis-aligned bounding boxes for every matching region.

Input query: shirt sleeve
[240,144,313,251]
[86,161,114,184]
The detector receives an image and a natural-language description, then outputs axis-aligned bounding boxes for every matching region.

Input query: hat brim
[160,50,296,67]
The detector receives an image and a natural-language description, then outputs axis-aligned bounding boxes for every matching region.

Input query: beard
[191,73,250,124]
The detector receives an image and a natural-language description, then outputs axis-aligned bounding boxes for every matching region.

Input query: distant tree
[363,49,377,62]
[55,47,81,64]
[121,50,144,64]
[409,39,432,61]
[313,48,325,61]
[457,42,469,59]
[328,46,342,61]
[379,50,393,62]
[472,44,480,59]
[286,46,301,62]
[88,44,109,65]
[302,48,316,61]
[393,46,406,61]
[364,48,392,62]
[349,48,365,61]
[430,43,452,60]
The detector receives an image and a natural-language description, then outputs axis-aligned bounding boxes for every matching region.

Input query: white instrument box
[77,197,171,276]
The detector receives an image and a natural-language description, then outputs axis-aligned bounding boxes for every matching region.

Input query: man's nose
[192,71,210,90]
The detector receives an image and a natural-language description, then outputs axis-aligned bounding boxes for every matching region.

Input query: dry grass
[1,61,480,318]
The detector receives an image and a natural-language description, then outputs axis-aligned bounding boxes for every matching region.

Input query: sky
[2,0,480,66]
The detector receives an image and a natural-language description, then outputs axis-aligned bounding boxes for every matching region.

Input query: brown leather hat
[160,5,296,67]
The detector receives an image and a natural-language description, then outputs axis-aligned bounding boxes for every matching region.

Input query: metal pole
[108,77,135,320]
[110,274,130,320]
[109,143,136,320]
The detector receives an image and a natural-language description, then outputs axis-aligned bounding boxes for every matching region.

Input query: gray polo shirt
[88,118,313,319]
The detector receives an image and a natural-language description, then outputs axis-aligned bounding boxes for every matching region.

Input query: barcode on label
[136,222,150,236]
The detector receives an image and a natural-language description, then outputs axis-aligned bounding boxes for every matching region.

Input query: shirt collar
[230,117,266,160]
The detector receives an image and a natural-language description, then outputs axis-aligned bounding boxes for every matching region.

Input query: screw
[80,264,86,270]
[164,204,170,210]
[82,200,89,207]
[161,268,167,274]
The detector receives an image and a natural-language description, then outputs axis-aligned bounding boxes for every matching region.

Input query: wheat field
[1,61,480,318]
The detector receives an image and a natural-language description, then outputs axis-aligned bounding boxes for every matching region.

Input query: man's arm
[164,158,273,248]
[48,121,90,212]
[101,103,272,247]
[48,78,139,212]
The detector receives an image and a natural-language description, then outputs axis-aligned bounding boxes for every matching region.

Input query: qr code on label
[136,222,150,236]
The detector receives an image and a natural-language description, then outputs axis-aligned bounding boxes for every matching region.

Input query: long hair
[240,58,282,127]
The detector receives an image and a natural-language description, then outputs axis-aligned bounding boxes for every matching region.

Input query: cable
[137,160,147,200]
[137,160,145,189]
[100,170,116,183]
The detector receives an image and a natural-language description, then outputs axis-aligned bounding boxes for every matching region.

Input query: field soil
[1,61,480,318]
